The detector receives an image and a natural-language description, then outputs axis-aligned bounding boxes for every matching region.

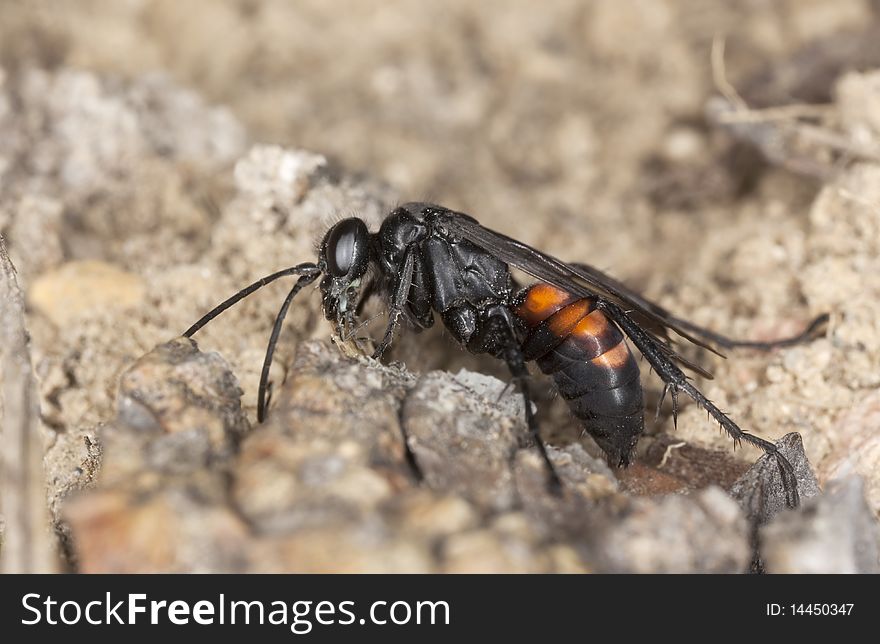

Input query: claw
[654,383,670,429]
[670,384,679,431]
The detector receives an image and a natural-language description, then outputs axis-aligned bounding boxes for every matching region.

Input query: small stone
[730,433,820,526]
[115,337,248,453]
[404,370,522,512]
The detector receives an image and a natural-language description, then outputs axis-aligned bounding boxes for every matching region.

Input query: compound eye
[325,218,369,278]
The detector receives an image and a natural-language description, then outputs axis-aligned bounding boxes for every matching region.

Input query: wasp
[184,203,826,506]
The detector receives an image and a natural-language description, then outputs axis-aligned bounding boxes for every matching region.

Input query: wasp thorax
[323,218,370,278]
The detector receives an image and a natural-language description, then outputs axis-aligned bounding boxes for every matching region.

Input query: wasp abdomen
[515,283,644,466]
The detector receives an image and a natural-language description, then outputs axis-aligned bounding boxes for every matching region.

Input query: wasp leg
[372,245,417,360]
[654,382,680,430]
[466,306,563,493]
[503,342,564,493]
[600,299,800,508]
[354,276,377,317]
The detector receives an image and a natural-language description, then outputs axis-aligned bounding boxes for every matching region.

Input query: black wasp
[184,203,826,506]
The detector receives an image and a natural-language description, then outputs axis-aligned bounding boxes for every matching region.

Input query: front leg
[372,245,417,359]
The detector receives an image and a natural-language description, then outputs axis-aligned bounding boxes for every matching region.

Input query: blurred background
[3,0,877,279]
[2,1,880,572]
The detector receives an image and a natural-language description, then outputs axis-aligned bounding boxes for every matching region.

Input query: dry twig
[708,35,880,178]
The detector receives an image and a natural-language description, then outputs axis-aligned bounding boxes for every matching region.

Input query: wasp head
[318,218,372,328]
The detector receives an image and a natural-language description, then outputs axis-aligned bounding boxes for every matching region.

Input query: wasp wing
[434,208,718,379]
[568,260,829,351]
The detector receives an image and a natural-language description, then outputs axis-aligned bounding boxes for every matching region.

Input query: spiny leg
[257,271,322,422]
[183,263,320,338]
[654,382,679,430]
[601,299,800,508]
[372,245,417,359]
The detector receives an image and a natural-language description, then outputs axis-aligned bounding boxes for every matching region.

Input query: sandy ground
[1,0,879,572]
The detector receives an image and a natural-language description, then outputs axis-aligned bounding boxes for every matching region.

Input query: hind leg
[599,299,800,508]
